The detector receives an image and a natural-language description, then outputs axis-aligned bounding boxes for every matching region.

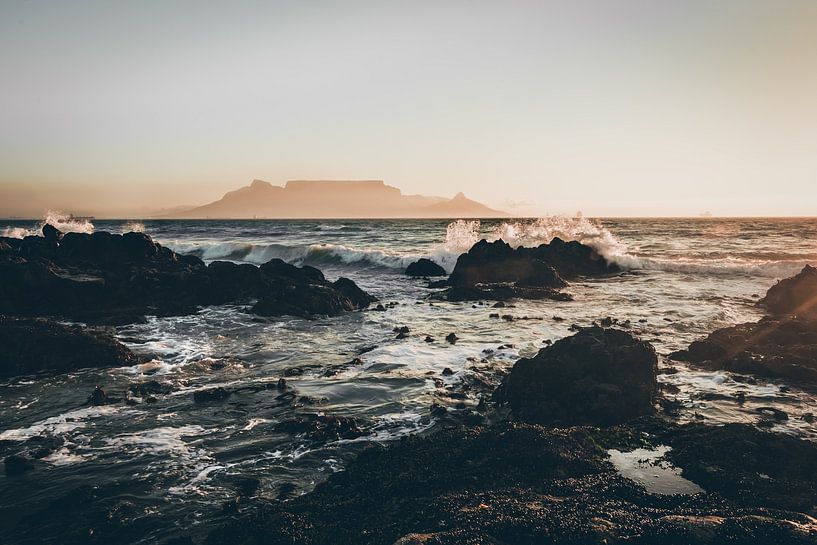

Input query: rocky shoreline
[2,228,817,544]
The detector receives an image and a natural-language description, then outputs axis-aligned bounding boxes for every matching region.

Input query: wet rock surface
[671,267,817,385]
[435,237,616,301]
[0,316,142,379]
[203,421,817,545]
[405,258,446,277]
[495,327,658,426]
[761,264,817,318]
[670,316,817,384]
[0,226,374,324]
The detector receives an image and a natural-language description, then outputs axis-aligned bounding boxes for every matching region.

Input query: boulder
[494,327,658,426]
[669,316,817,384]
[0,316,141,379]
[0,229,374,324]
[760,264,817,318]
[405,258,446,277]
[449,239,568,289]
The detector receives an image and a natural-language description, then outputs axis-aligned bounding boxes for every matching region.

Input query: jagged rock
[449,237,617,288]
[449,239,568,288]
[405,258,446,277]
[0,316,141,379]
[495,327,658,426]
[760,264,817,318]
[669,316,817,384]
[0,230,374,324]
[274,414,366,441]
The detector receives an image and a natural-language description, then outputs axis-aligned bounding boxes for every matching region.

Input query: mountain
[165,180,508,219]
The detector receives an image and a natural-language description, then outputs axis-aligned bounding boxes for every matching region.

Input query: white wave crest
[1,210,95,238]
[122,221,145,233]
[163,216,815,278]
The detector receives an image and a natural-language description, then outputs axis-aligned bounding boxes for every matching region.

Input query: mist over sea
[2,215,817,543]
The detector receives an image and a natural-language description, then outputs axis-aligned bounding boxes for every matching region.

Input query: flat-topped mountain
[166,180,507,219]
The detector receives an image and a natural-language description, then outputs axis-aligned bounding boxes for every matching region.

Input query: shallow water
[2,216,817,543]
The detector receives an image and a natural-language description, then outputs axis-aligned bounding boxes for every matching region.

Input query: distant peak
[452,192,467,200]
[250,179,274,190]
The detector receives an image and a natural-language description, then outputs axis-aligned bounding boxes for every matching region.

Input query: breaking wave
[1,211,95,238]
[162,216,813,278]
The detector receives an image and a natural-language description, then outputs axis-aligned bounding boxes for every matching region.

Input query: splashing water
[1,211,95,238]
[122,221,145,233]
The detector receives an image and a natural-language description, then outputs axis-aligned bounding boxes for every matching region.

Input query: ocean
[2,215,817,543]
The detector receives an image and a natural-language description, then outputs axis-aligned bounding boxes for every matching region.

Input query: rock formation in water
[0,225,375,324]
[404,258,446,277]
[433,237,618,301]
[0,316,141,379]
[166,179,508,219]
[671,265,817,385]
[494,327,658,426]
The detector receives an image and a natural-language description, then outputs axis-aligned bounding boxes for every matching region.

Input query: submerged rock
[494,327,658,426]
[4,454,35,476]
[0,316,141,379]
[0,227,374,323]
[760,264,817,318]
[405,258,446,277]
[274,414,366,441]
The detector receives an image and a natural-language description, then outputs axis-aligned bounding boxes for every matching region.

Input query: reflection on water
[1,217,817,543]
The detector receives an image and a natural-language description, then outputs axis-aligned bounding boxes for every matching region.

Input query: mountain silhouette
[166,180,507,218]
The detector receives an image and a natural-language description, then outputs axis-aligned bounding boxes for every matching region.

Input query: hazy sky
[1,0,816,217]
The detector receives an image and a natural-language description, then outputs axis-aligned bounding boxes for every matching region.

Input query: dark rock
[0,317,141,379]
[424,336,434,343]
[128,380,174,397]
[203,421,817,545]
[449,237,617,288]
[449,239,568,288]
[88,386,111,406]
[0,230,374,324]
[405,258,446,277]
[193,387,232,403]
[760,264,817,318]
[495,327,658,426]
[445,333,458,344]
[4,454,35,476]
[441,367,454,376]
[42,223,63,242]
[669,316,817,384]
[438,284,573,303]
[274,414,366,441]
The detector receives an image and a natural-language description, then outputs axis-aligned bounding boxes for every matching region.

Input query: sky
[1,0,816,217]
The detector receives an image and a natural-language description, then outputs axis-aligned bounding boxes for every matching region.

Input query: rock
[88,386,110,406]
[0,230,374,324]
[441,367,454,376]
[445,333,458,344]
[494,327,658,426]
[128,380,174,397]
[4,454,35,476]
[42,223,63,242]
[203,421,817,545]
[449,239,568,289]
[0,317,141,379]
[193,387,232,403]
[424,336,434,343]
[669,316,817,384]
[760,265,817,318]
[274,414,366,441]
[405,258,446,277]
